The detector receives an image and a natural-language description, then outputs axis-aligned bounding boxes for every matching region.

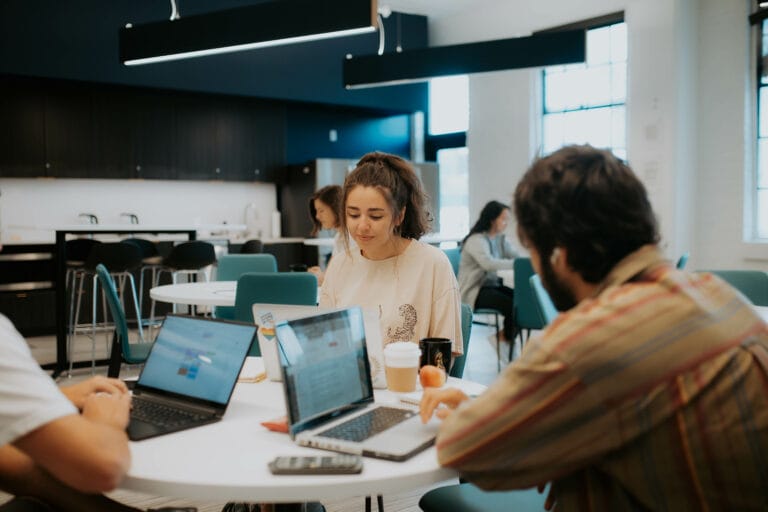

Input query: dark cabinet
[0,77,46,177]
[0,75,287,182]
[92,88,136,179]
[134,90,177,180]
[44,82,94,178]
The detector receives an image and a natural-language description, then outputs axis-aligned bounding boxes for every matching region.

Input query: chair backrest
[95,264,149,370]
[65,238,102,265]
[442,247,461,277]
[84,241,143,272]
[513,257,545,331]
[163,241,217,270]
[234,272,318,355]
[450,303,473,378]
[240,239,264,254]
[123,237,160,260]
[217,253,277,281]
[215,254,278,319]
[529,274,558,326]
[706,269,768,306]
[676,252,690,269]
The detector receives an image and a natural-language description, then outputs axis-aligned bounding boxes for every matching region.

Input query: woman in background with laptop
[458,200,519,342]
[319,151,462,355]
[306,185,348,286]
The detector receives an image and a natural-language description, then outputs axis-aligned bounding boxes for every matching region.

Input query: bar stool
[68,242,144,373]
[122,237,163,317]
[149,240,217,321]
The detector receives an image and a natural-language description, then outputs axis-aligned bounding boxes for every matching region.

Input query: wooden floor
[6,319,528,512]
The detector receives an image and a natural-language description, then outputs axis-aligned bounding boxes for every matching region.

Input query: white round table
[122,377,486,502]
[149,281,237,307]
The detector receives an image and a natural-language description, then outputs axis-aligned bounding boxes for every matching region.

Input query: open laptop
[275,307,438,461]
[128,315,256,441]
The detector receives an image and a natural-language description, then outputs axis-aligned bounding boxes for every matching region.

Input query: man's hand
[81,392,131,430]
[60,376,129,410]
[419,387,470,423]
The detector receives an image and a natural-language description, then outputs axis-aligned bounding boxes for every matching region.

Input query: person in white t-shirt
[0,313,189,512]
[319,152,462,356]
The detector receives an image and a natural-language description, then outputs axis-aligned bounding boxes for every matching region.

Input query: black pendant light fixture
[120,0,378,66]
[343,29,586,89]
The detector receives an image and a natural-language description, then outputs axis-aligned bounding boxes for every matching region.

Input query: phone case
[268,455,363,475]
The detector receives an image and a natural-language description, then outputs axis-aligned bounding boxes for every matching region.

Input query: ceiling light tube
[343,30,586,89]
[121,0,377,66]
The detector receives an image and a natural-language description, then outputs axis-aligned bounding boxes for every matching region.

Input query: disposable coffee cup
[419,338,452,373]
[383,342,421,393]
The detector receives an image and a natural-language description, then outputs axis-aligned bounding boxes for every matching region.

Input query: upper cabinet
[0,77,46,177]
[0,76,285,182]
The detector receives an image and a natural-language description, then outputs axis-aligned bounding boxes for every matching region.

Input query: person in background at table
[458,200,519,342]
[0,311,195,512]
[320,151,462,355]
[420,145,768,510]
[306,185,344,285]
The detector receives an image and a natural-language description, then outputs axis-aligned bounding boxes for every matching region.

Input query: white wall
[0,178,276,243]
[430,0,768,269]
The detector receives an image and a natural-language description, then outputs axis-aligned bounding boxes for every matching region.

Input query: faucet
[120,212,139,225]
[78,213,99,225]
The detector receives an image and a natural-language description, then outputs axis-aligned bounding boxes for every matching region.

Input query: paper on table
[238,356,267,383]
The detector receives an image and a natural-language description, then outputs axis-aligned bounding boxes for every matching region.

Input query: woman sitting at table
[306,185,346,285]
[458,200,519,341]
[319,151,462,355]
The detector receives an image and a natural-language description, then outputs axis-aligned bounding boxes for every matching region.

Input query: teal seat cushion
[419,483,547,512]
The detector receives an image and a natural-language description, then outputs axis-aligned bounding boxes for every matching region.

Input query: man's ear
[550,247,562,266]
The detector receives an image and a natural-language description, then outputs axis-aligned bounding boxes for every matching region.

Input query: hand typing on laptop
[419,387,470,424]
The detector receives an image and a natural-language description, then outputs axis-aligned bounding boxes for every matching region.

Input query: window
[542,20,627,160]
[428,75,470,236]
[755,16,768,238]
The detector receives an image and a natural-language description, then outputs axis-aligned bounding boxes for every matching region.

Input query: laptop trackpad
[363,417,438,459]
[128,419,163,441]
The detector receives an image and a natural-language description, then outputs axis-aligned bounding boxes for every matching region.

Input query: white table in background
[150,281,237,307]
[122,376,486,502]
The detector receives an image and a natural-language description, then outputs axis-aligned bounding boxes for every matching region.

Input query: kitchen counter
[1,224,248,245]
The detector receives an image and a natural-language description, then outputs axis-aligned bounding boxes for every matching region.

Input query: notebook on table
[275,307,438,461]
[128,314,256,441]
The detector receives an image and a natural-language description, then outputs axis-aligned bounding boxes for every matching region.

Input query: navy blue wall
[286,105,411,164]
[0,0,428,113]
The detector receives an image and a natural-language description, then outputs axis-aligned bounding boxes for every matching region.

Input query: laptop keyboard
[131,397,210,428]
[317,407,414,443]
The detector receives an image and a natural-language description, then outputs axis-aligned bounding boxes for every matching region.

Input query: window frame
[538,12,627,158]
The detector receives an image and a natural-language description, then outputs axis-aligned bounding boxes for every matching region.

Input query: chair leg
[377,494,384,512]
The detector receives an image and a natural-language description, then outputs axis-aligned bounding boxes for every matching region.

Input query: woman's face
[345,186,401,259]
[490,209,510,235]
[313,199,338,230]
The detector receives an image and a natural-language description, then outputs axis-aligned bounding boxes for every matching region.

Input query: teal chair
[233,272,318,356]
[512,258,544,361]
[442,246,461,276]
[706,270,768,306]
[529,274,558,326]
[214,254,278,319]
[96,264,153,378]
[450,303,473,379]
[419,483,547,512]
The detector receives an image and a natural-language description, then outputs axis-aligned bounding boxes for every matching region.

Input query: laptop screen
[137,315,256,405]
[276,307,373,432]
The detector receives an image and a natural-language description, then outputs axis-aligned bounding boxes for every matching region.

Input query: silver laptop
[275,307,438,461]
[128,315,256,441]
